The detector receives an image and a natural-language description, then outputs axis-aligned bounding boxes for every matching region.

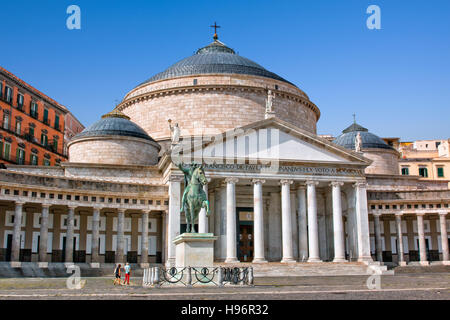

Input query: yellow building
[390,139,450,182]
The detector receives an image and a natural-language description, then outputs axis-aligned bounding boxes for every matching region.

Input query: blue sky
[0,0,449,140]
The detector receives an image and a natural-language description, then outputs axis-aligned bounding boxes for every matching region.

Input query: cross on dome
[210,22,221,40]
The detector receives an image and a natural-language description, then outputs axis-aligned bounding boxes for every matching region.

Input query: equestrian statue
[178,163,210,233]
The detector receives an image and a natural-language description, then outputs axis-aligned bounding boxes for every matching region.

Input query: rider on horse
[178,162,200,213]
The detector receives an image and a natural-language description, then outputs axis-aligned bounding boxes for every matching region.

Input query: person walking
[113,264,122,285]
[123,262,131,285]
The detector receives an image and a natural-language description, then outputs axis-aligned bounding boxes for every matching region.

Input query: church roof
[333,122,393,150]
[137,39,294,87]
[73,109,158,144]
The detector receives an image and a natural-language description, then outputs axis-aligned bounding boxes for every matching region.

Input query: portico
[162,117,374,265]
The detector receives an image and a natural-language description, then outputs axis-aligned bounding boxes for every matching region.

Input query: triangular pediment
[173,118,371,166]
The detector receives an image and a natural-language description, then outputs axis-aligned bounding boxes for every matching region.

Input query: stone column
[116,209,125,263]
[331,182,346,262]
[395,213,406,266]
[306,181,321,262]
[199,182,209,233]
[297,185,308,262]
[38,204,50,262]
[417,212,428,265]
[166,177,181,267]
[438,212,449,263]
[354,182,372,262]
[91,207,101,264]
[436,211,449,263]
[65,206,76,263]
[11,201,25,262]
[141,210,149,265]
[252,179,267,263]
[225,178,239,263]
[373,213,383,262]
[280,179,295,263]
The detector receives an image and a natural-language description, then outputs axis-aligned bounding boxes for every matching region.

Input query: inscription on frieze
[202,163,363,176]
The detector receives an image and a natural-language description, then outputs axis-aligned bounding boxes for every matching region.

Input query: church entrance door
[239,225,254,262]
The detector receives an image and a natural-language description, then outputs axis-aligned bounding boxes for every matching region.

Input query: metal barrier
[142,266,254,287]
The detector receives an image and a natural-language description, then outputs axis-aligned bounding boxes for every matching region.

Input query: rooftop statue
[168,119,180,144]
[265,89,275,119]
[178,163,210,233]
[355,132,362,152]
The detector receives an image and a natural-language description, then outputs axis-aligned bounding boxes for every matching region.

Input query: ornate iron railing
[142,266,254,287]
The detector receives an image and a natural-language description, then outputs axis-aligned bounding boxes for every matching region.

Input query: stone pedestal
[174,233,217,267]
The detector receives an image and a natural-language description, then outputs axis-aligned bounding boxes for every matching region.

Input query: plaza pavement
[0,272,448,300]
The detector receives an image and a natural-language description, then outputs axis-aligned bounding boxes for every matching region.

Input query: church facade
[0,35,448,270]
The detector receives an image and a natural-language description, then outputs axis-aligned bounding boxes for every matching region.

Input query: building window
[0,82,2,99]
[53,139,58,153]
[43,109,49,125]
[437,167,444,178]
[41,133,48,146]
[5,86,12,103]
[16,148,25,165]
[17,93,24,109]
[30,102,38,118]
[401,167,409,175]
[15,120,21,135]
[3,143,11,160]
[43,158,50,166]
[418,167,428,178]
[30,153,38,165]
[3,113,9,130]
[54,114,60,130]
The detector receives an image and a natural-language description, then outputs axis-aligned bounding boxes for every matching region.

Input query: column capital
[251,178,266,185]
[305,180,319,187]
[353,181,368,188]
[416,211,426,217]
[169,175,184,183]
[15,201,25,206]
[395,212,403,217]
[117,208,126,214]
[373,212,382,218]
[279,179,293,185]
[92,205,102,211]
[225,177,239,184]
[41,203,51,209]
[438,210,448,217]
[329,181,344,188]
[67,205,77,210]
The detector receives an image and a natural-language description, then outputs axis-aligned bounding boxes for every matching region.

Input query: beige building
[0,35,448,275]
[391,139,450,182]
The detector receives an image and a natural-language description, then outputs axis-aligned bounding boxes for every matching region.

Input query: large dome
[118,36,320,140]
[138,40,294,87]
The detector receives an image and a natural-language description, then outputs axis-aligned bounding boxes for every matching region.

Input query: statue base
[174,233,217,267]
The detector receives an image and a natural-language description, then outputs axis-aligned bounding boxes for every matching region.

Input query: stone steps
[214,262,372,277]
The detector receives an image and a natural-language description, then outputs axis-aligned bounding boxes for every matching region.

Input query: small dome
[137,39,294,87]
[73,109,158,144]
[333,122,393,150]
[68,109,160,166]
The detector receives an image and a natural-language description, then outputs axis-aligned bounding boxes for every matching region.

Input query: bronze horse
[179,164,210,233]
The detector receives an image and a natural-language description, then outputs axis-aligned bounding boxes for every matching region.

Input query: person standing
[124,262,131,285]
[113,264,122,285]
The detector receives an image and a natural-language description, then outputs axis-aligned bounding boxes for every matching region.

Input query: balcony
[30,111,39,119]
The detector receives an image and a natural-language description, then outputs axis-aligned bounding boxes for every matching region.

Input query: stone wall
[118,74,319,140]
[68,136,159,166]
[363,149,399,175]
